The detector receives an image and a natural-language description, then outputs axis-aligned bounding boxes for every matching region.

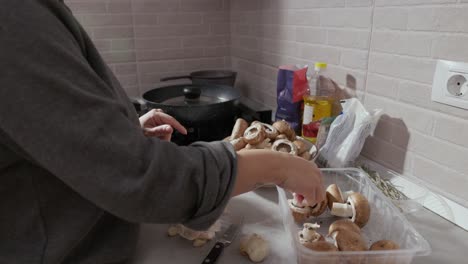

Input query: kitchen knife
[201,222,241,264]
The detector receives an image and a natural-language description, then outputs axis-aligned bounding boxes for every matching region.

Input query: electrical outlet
[432,60,468,109]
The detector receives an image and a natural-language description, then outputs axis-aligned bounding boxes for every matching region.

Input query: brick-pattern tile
[68,0,468,204]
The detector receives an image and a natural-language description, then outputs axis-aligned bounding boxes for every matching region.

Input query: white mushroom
[230,118,249,140]
[271,139,297,155]
[244,123,266,145]
[240,233,270,263]
[330,192,370,228]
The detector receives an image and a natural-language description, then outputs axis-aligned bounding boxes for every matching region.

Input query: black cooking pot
[160,70,237,87]
[142,84,241,126]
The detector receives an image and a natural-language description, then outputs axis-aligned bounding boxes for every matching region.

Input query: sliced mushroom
[370,240,400,250]
[334,229,368,251]
[328,219,360,240]
[230,118,249,140]
[243,123,266,145]
[330,192,370,228]
[230,137,247,151]
[272,120,295,141]
[240,233,270,263]
[271,139,297,155]
[298,223,325,244]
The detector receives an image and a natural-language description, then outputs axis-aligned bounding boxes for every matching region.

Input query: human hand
[275,155,325,206]
[139,109,187,141]
[233,150,325,205]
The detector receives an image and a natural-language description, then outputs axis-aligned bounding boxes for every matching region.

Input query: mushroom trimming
[239,233,270,263]
[167,221,221,247]
[330,192,370,228]
[298,223,324,244]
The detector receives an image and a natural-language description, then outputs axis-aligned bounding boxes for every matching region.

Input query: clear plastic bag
[316,98,382,168]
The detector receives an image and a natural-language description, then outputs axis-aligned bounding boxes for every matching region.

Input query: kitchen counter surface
[133,188,468,264]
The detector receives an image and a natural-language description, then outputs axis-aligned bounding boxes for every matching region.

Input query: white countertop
[132,188,468,264]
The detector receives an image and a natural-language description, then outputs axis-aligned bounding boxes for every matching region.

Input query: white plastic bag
[317,98,382,168]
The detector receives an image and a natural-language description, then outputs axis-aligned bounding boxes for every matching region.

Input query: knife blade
[201,222,241,264]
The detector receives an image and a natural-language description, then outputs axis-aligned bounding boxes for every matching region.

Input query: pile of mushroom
[292,184,400,255]
[299,219,400,254]
[225,118,314,160]
[167,221,221,247]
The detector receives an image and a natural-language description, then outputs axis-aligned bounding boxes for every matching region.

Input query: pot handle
[160,75,192,82]
[130,97,148,116]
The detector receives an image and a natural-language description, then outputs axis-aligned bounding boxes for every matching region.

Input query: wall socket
[432,60,468,110]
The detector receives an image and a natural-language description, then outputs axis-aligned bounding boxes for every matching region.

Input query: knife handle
[202,242,225,263]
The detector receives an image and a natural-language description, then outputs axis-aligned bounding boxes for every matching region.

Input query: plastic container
[277,168,431,264]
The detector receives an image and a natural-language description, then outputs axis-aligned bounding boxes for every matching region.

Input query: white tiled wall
[230,0,468,207]
[67,0,468,207]
[67,0,231,97]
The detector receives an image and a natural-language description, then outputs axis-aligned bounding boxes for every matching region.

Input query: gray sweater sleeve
[0,0,237,230]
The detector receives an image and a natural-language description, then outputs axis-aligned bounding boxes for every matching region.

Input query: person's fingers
[144,125,173,138]
[153,112,187,135]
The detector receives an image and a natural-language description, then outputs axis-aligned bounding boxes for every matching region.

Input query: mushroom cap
[326,184,344,210]
[230,118,249,140]
[261,122,279,140]
[348,192,370,228]
[334,230,368,251]
[293,140,308,155]
[243,123,266,145]
[276,134,288,140]
[328,219,360,237]
[309,196,328,217]
[271,139,298,155]
[273,120,295,140]
[300,151,311,161]
[303,241,339,252]
[370,240,400,251]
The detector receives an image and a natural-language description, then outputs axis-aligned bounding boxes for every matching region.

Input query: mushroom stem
[342,191,354,201]
[331,202,354,218]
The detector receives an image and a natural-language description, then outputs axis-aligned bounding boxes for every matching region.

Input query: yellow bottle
[302,62,331,143]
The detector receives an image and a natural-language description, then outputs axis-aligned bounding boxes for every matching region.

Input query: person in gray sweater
[0,1,324,263]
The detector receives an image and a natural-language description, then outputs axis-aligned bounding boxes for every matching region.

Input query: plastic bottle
[302,62,331,143]
[307,62,327,96]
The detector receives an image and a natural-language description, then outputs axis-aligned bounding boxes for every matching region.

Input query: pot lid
[160,86,229,106]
